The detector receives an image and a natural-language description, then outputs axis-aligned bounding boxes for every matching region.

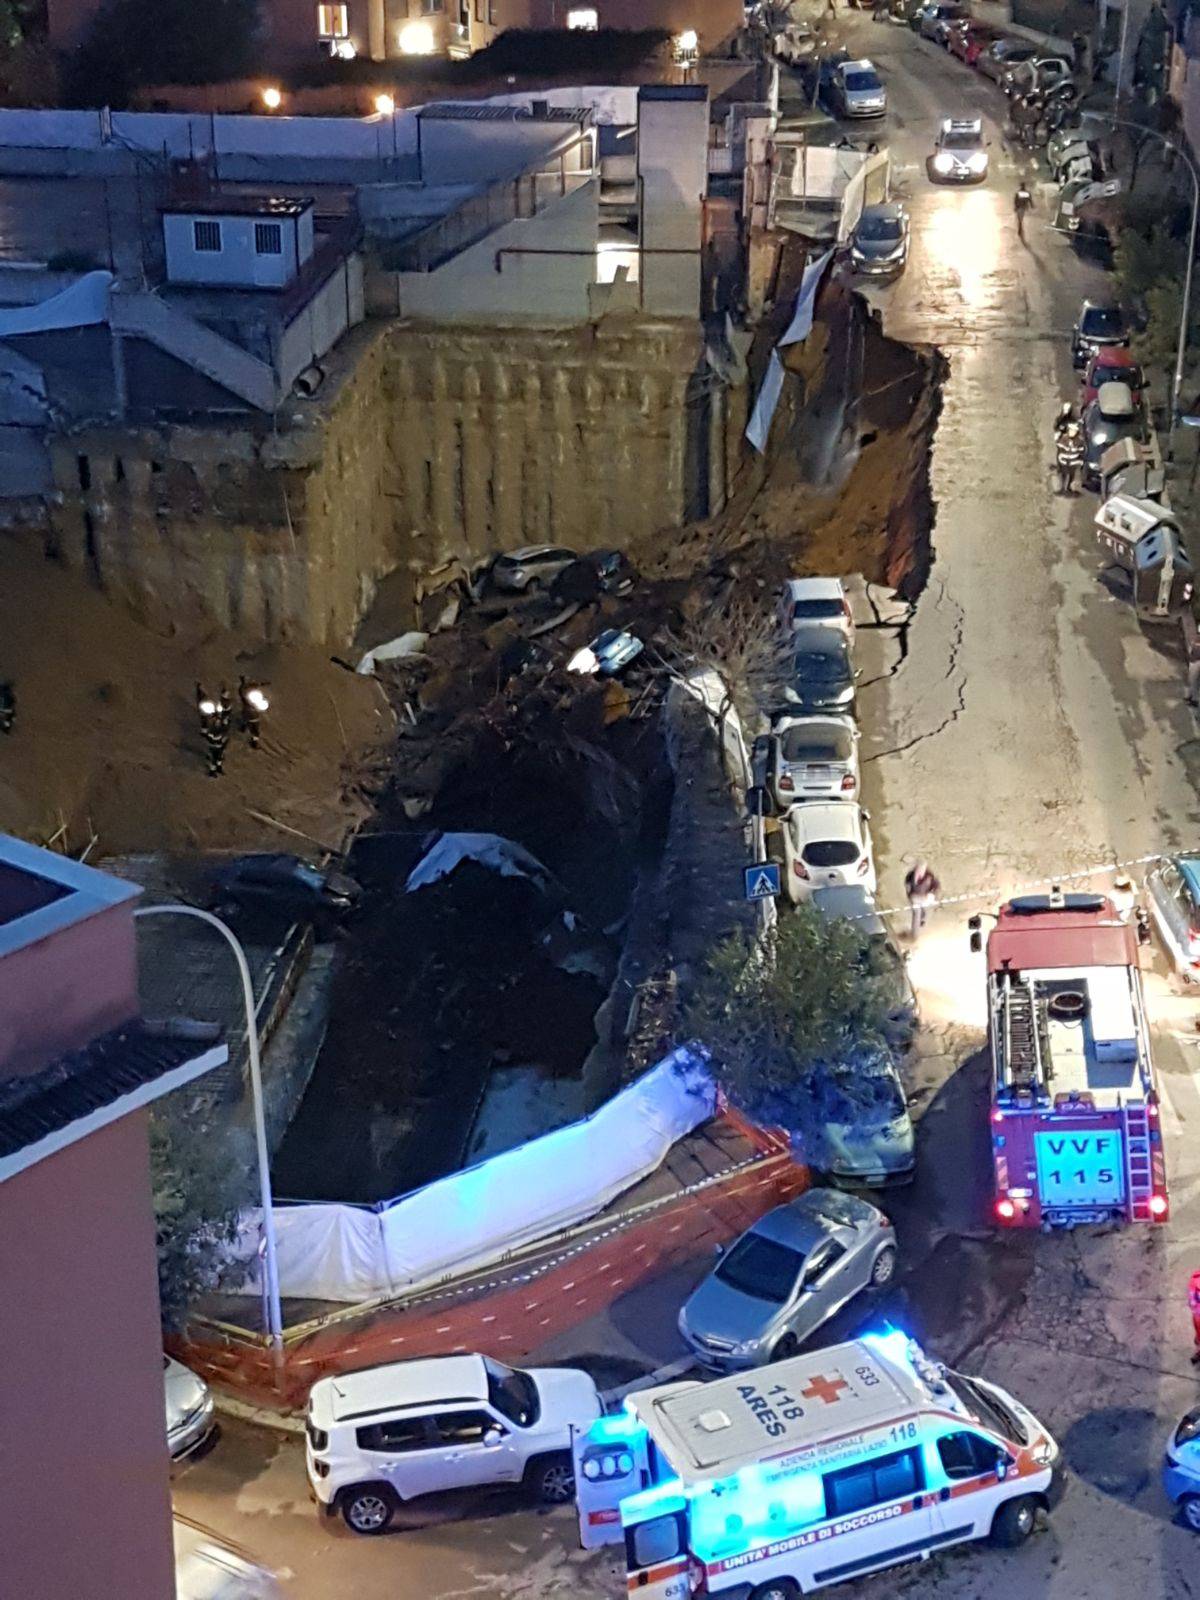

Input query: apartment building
[0,835,228,1600]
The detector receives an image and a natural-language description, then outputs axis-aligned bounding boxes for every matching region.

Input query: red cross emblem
[802,1373,849,1406]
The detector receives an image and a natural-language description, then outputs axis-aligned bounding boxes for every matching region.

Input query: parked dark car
[550,549,636,603]
[210,853,362,939]
[1082,382,1148,489]
[778,625,857,715]
[1071,299,1130,369]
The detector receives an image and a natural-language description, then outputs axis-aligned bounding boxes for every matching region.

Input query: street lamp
[133,904,284,1367]
[1082,110,1200,459]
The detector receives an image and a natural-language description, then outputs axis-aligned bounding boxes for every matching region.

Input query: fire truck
[970,889,1168,1229]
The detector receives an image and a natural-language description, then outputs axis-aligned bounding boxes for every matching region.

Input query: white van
[574,1331,1062,1593]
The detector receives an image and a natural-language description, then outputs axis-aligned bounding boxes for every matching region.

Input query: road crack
[864,575,966,761]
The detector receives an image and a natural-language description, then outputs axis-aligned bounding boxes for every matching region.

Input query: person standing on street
[1110,874,1136,922]
[905,860,940,939]
[1055,420,1084,494]
[1189,1269,1200,1364]
[1014,179,1033,242]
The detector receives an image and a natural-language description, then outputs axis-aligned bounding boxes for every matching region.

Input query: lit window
[193,219,222,252]
[567,6,597,25]
[317,3,349,37]
[255,222,283,255]
[420,0,444,13]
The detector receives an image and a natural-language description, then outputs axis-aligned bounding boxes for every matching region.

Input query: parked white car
[164,1354,215,1460]
[767,715,860,804]
[489,545,578,593]
[781,801,876,903]
[306,1354,601,1533]
[778,576,854,640]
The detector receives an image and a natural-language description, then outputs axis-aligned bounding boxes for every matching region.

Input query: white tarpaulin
[779,248,835,347]
[230,1048,717,1303]
[745,249,834,452]
[405,831,554,893]
[745,349,785,454]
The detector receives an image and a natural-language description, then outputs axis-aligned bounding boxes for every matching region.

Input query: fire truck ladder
[1001,977,1045,1090]
[1124,1102,1154,1219]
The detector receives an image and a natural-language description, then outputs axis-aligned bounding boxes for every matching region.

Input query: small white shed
[162,197,315,290]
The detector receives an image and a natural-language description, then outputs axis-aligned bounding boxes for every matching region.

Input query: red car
[964,26,1003,66]
[1081,346,1144,408]
[949,22,998,64]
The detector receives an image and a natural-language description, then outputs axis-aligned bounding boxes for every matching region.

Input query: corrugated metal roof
[0,1021,222,1161]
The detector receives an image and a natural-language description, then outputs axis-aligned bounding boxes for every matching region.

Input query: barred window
[193,220,222,252]
[255,222,283,255]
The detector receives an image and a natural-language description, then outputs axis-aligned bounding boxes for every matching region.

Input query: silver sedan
[677,1188,896,1371]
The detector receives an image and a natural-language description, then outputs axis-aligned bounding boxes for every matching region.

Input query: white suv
[305,1354,602,1534]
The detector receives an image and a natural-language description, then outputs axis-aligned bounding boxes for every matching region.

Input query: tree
[151,1117,247,1331]
[64,0,260,106]
[665,592,795,735]
[684,904,897,1126]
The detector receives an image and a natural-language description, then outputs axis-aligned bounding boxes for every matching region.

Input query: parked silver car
[677,1188,897,1371]
[164,1354,215,1460]
[1145,854,1200,980]
[490,545,578,593]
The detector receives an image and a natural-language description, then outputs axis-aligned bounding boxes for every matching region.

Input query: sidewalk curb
[214,1391,305,1435]
[601,1356,696,1407]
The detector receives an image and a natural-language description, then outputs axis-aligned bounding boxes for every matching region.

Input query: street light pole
[1083,109,1200,459]
[134,903,284,1369]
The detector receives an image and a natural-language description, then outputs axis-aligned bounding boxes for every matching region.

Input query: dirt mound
[0,533,392,856]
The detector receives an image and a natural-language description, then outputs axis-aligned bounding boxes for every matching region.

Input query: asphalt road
[174,21,1200,1599]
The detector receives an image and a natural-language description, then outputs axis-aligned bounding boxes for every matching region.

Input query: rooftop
[631,1337,931,1481]
[0,1019,227,1184]
[320,1354,488,1420]
[160,195,313,218]
[0,833,139,963]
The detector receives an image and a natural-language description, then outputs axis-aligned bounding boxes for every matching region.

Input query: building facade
[0,836,227,1600]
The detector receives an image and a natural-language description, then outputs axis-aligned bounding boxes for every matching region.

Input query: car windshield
[803,839,860,867]
[484,1358,541,1427]
[715,1233,803,1303]
[1082,306,1125,337]
[780,726,852,763]
[794,651,847,680]
[800,1189,876,1226]
[791,597,844,619]
[857,214,903,243]
[821,1063,905,1122]
[846,70,882,90]
[944,126,982,149]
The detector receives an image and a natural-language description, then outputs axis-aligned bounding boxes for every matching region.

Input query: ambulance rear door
[574,1424,651,1548]
[623,1504,691,1600]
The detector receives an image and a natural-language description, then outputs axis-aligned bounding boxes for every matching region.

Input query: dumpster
[1094,493,1194,618]
[1099,436,1165,501]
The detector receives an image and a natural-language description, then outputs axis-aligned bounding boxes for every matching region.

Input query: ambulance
[574,1331,1063,1596]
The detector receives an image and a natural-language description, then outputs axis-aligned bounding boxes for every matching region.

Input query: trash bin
[1098,437,1165,502]
[1094,492,1195,618]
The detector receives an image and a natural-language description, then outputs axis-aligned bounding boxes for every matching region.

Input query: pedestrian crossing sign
[744,862,781,901]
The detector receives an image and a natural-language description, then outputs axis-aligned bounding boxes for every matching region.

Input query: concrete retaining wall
[43,316,727,645]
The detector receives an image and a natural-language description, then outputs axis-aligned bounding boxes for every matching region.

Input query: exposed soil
[0,532,392,855]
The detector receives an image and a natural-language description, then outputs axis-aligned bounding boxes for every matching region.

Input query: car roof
[318,1354,488,1421]
[792,624,848,651]
[1090,346,1136,368]
[811,882,885,933]
[497,545,572,561]
[784,576,846,600]
[1096,381,1135,415]
[791,801,863,841]
[775,712,856,734]
[749,1201,829,1253]
[843,57,876,71]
